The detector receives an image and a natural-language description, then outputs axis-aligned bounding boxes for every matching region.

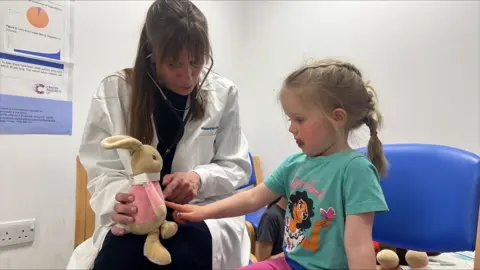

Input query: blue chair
[244,152,266,230]
[236,153,266,256]
[358,143,480,267]
[237,152,258,190]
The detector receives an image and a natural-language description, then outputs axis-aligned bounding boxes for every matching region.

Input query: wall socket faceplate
[0,219,36,247]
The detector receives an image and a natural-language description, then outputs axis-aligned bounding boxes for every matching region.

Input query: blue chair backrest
[237,152,257,190]
[358,143,480,252]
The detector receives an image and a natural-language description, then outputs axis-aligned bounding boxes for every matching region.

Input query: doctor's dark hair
[124,0,211,144]
[282,59,388,177]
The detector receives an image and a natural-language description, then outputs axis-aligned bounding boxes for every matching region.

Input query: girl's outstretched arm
[166,183,280,222]
[344,212,377,269]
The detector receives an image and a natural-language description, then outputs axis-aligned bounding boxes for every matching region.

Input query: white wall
[1,0,479,269]
[0,1,245,269]
[237,1,480,178]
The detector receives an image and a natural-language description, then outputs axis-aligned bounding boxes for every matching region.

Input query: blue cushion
[245,207,266,230]
[358,143,480,252]
[237,152,256,190]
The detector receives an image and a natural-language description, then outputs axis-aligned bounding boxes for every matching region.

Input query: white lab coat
[67,69,252,269]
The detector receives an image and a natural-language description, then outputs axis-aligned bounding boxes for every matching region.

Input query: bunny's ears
[101,135,143,152]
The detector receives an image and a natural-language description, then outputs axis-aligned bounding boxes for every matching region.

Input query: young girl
[167,59,389,270]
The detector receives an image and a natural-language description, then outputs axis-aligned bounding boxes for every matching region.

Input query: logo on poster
[33,83,61,95]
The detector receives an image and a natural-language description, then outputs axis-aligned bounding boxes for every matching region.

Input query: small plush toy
[101,135,178,265]
[375,243,430,270]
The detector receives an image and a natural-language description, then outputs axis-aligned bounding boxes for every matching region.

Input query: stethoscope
[145,53,214,154]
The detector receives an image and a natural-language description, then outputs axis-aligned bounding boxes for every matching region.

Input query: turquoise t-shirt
[264,150,389,270]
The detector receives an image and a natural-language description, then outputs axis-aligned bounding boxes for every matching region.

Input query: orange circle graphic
[26,7,49,28]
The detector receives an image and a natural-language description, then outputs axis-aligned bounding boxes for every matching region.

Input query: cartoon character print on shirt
[285,191,336,252]
[284,190,314,252]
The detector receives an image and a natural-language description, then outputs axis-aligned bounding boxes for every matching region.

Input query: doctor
[68,0,252,269]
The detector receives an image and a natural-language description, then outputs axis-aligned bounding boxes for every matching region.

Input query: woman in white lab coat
[68,0,252,269]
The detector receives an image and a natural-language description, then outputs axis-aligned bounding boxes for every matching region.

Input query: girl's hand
[166,201,208,223]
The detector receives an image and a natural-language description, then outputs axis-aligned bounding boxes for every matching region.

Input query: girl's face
[280,89,343,157]
[155,49,205,96]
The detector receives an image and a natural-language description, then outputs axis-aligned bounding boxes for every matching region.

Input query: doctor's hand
[162,171,201,204]
[111,192,136,236]
[166,201,208,224]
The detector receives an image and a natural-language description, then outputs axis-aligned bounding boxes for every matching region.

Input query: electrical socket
[0,219,36,247]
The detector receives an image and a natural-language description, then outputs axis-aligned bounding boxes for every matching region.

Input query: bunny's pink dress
[128,181,166,232]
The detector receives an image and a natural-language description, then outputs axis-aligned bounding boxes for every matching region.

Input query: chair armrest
[245,221,256,254]
[249,253,258,264]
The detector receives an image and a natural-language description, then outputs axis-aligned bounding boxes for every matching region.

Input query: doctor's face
[156,49,205,96]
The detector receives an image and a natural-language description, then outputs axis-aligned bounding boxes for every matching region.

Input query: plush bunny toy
[101,135,178,265]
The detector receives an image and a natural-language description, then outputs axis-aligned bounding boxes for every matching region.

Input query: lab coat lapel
[170,69,215,174]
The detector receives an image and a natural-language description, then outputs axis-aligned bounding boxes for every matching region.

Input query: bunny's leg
[160,221,178,239]
[144,228,172,265]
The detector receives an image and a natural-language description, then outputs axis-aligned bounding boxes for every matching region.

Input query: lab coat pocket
[197,131,216,160]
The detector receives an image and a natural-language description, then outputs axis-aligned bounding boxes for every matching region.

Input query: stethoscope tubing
[145,54,215,154]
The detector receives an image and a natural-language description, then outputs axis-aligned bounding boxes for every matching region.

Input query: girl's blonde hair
[282,59,388,177]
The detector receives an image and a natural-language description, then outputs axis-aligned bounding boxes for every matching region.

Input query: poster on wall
[0,0,74,135]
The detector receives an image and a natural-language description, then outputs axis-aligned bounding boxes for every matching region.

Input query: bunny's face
[100,135,164,176]
[131,145,163,176]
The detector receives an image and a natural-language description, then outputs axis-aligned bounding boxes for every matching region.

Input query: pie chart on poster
[26,7,49,28]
